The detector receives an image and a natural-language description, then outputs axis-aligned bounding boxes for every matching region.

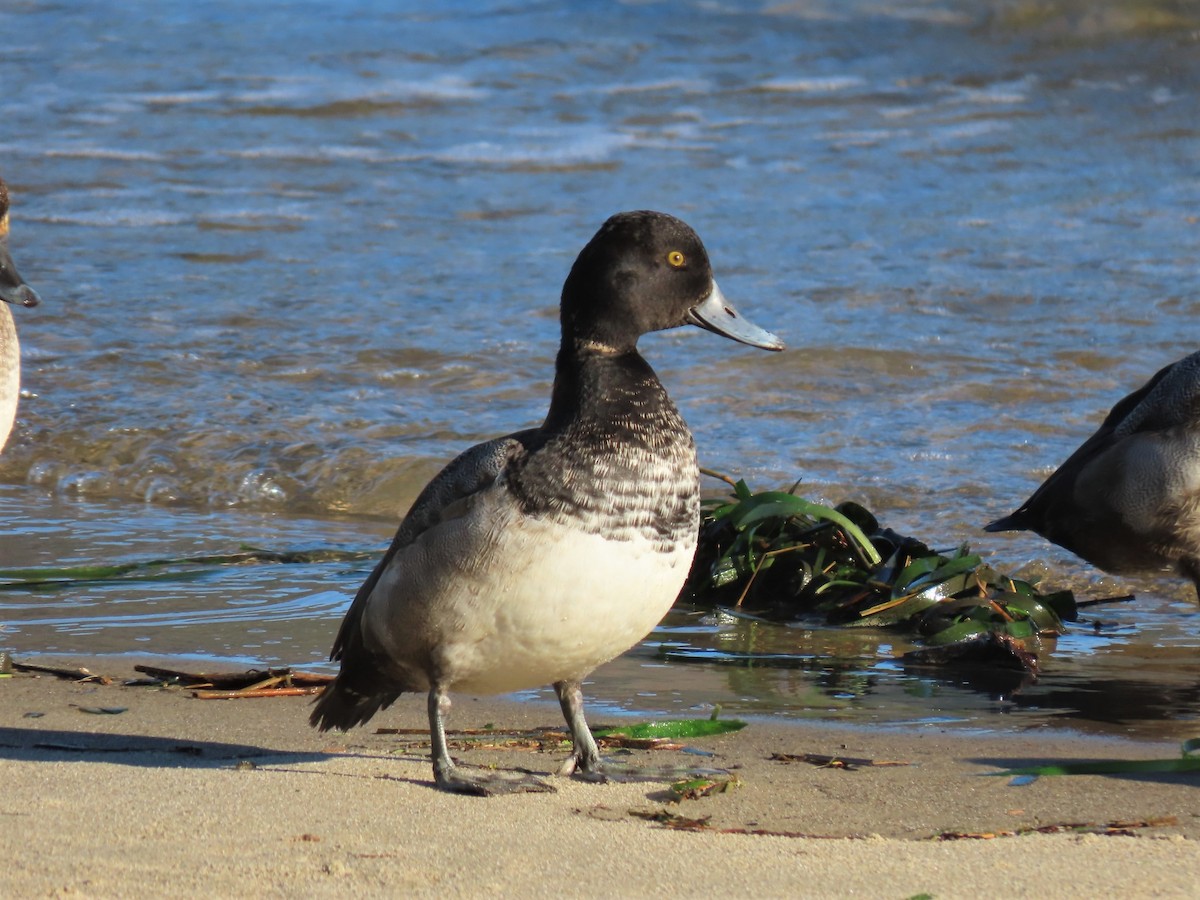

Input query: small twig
[192,686,324,699]
[699,467,739,489]
[987,598,1015,622]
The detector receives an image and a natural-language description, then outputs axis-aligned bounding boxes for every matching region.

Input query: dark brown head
[559,210,781,353]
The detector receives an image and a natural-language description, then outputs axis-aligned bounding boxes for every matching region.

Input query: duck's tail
[310,669,403,732]
[983,510,1030,533]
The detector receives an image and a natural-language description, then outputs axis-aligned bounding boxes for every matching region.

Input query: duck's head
[0,178,41,310]
[560,210,782,354]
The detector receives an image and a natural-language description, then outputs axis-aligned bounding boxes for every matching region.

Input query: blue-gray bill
[686,280,783,351]
[0,244,40,308]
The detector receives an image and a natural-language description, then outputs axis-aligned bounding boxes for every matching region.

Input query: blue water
[2,0,1199,738]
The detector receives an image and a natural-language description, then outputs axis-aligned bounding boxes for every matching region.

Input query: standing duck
[986,351,1200,598]
[311,210,783,795]
[0,177,41,455]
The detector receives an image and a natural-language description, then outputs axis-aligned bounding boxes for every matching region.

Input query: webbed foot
[435,763,556,796]
[427,685,556,796]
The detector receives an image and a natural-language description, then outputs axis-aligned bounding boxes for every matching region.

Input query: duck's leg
[427,685,555,796]
[554,679,605,780]
[554,679,727,786]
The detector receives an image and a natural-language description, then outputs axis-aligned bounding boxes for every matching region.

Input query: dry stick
[238,675,286,692]
[11,662,112,684]
[133,664,333,688]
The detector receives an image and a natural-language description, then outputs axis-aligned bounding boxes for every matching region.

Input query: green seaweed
[683,473,1115,672]
[593,718,747,740]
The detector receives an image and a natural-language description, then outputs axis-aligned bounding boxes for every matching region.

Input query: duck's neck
[0,303,20,452]
[543,340,673,438]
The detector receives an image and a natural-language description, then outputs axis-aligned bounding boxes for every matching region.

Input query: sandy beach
[1,658,1197,898]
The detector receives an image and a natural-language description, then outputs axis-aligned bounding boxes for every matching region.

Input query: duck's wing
[1110,352,1200,436]
[985,357,1186,532]
[328,428,540,664]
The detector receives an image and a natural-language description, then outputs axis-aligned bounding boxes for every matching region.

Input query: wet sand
[2,658,1198,897]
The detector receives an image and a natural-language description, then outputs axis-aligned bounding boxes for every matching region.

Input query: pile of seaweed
[682,473,1116,675]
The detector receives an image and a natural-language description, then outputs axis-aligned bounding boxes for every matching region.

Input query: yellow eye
[667,250,685,268]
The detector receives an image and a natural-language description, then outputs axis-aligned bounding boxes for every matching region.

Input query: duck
[0,177,41,455]
[311,210,784,795]
[985,350,1200,599]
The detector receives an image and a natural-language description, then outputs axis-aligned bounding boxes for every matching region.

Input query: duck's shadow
[0,726,718,800]
[0,725,332,769]
[0,726,538,791]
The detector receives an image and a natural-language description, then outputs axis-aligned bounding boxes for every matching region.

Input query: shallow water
[2,1,1200,739]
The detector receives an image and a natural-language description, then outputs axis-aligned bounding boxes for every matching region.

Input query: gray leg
[554,679,603,779]
[554,679,718,787]
[427,685,554,796]
[427,686,460,788]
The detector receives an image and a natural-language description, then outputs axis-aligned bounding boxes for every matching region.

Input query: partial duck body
[986,351,1200,598]
[0,177,41,455]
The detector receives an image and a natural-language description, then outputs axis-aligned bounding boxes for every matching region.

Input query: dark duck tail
[310,666,403,732]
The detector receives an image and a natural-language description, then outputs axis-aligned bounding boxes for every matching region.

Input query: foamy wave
[3,430,455,519]
[755,76,866,93]
[32,210,192,227]
[955,81,1032,105]
[43,146,166,162]
[229,75,485,109]
[435,130,635,166]
[225,144,405,164]
[201,206,311,223]
[594,79,713,95]
[929,120,1014,141]
[130,90,223,106]
[763,2,972,26]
